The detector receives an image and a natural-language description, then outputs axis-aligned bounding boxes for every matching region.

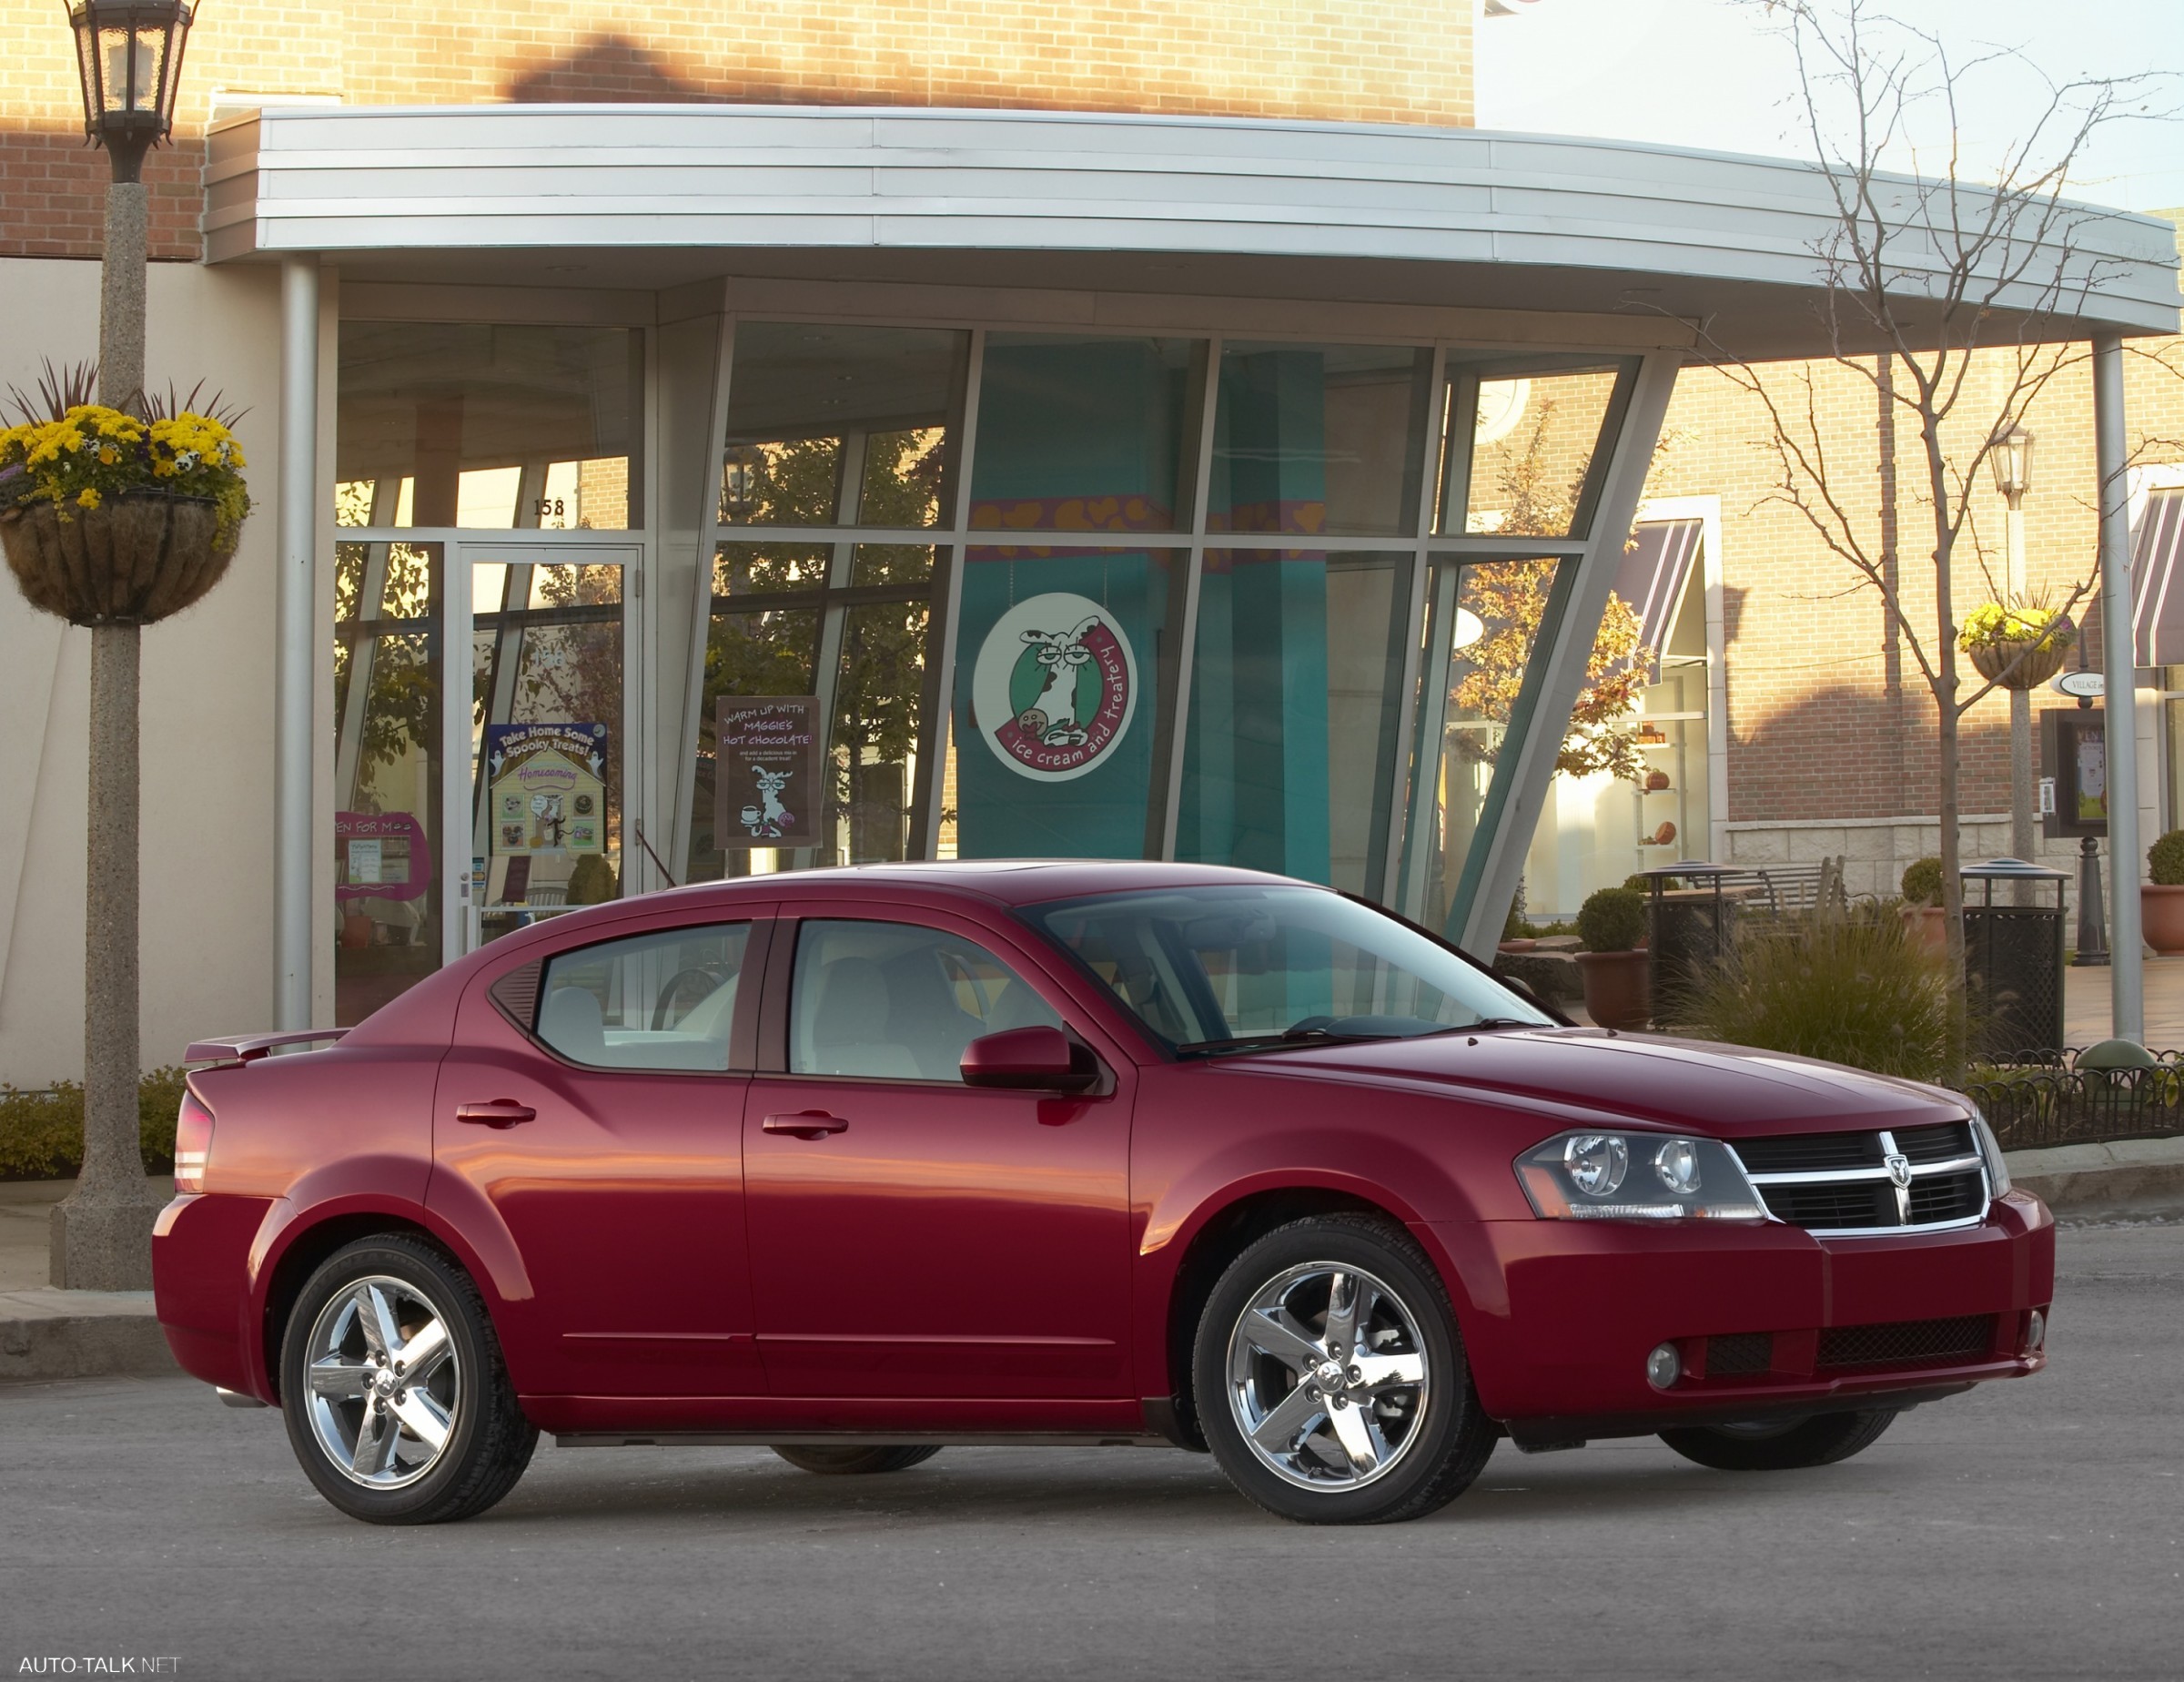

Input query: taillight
[174,1090,214,1192]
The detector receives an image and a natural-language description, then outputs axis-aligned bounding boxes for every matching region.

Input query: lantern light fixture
[66,0,196,183]
[1989,422,2036,505]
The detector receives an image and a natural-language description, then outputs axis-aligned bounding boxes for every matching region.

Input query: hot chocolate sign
[972,592,1138,782]
[715,696,821,848]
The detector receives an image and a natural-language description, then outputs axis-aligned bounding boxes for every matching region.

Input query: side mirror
[960,1025,1099,1093]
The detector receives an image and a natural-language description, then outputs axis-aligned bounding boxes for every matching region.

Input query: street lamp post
[52,0,196,1292]
[1990,424,2037,888]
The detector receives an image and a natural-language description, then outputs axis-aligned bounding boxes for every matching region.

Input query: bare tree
[1706,0,2169,1070]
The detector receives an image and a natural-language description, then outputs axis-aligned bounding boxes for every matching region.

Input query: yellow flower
[98,446,118,465]
[76,488,101,509]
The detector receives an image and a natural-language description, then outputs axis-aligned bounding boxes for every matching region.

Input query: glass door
[454,543,641,958]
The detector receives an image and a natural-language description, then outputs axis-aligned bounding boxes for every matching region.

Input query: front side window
[536,923,751,1071]
[1023,885,1547,1053]
[790,920,1062,1081]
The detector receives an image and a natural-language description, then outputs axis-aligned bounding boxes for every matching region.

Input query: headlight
[1968,1105,2011,1196]
[1516,1130,1768,1222]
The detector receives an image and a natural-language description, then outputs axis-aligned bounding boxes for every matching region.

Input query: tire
[279,1234,538,1525]
[1658,1409,1897,1471]
[1192,1214,1496,1525]
[770,1444,944,1475]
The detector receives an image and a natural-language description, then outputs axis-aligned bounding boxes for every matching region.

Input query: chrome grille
[1732,1122,1990,1236]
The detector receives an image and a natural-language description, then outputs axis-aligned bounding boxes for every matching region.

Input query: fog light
[1646,1343,1682,1390]
[2026,1309,2047,1353]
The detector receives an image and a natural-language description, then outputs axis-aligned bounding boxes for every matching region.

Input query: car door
[430,914,769,1398]
[743,907,1134,1403]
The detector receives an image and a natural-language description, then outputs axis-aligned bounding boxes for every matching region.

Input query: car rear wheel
[1193,1214,1495,1525]
[1658,1409,1896,1471]
[770,1445,944,1475]
[279,1235,537,1525]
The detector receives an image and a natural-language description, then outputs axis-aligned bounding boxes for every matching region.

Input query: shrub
[2149,830,2184,887]
[1670,913,1950,1082]
[1577,887,1648,953]
[0,1067,187,1180]
[566,854,617,905]
[1900,856,1945,906]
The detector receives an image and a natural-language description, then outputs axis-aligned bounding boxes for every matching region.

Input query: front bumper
[1431,1189,2054,1436]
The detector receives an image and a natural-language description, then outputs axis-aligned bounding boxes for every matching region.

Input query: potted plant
[1958,599,2075,691]
[1574,886,1651,1030]
[1898,856,1947,954]
[0,393,249,623]
[2144,831,2184,954]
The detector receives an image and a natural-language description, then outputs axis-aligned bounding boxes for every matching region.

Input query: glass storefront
[329,314,1653,1017]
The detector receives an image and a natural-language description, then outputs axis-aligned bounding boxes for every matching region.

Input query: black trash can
[1640,860,1738,1028]
[1960,858,2068,1060]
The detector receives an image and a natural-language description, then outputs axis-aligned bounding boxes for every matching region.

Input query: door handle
[455,1099,537,1128]
[763,1110,849,1139]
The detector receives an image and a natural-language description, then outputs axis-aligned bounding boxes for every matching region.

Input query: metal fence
[1959,1049,2184,1152]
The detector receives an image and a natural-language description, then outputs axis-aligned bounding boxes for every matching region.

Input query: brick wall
[1644,309,2184,829]
[0,0,1473,261]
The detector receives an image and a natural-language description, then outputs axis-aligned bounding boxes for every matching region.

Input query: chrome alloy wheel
[1224,1262,1431,1492]
[300,1274,462,1490]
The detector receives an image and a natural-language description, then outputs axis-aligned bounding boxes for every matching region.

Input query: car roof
[649,858,1315,911]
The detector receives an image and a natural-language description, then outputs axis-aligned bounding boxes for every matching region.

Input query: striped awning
[2131,487,2184,666]
[1614,518,1704,683]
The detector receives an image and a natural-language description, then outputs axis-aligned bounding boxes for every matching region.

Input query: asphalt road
[4,1221,2180,1682]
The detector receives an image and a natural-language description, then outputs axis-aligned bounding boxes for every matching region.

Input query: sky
[1474,0,2184,213]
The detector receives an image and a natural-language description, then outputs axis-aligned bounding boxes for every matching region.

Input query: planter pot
[1967,619,2074,691]
[340,911,375,950]
[1574,947,1651,1031]
[2141,884,2184,955]
[0,491,238,626]
[1899,903,1948,956]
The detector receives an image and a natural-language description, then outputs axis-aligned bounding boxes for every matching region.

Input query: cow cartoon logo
[972,592,1138,781]
[738,766,797,838]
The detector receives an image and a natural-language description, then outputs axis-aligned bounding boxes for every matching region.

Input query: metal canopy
[204,106,2182,360]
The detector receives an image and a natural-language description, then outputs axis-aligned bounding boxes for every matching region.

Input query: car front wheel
[1193,1214,1495,1525]
[1659,1409,1896,1471]
[279,1235,537,1525]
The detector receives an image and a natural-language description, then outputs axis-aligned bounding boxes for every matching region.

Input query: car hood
[1231,1028,1966,1134]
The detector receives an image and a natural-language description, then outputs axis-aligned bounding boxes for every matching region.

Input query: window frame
[506,915,774,1075]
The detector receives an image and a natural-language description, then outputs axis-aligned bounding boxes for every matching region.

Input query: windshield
[1021,885,1553,1055]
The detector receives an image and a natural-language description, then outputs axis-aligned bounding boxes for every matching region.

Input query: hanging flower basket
[1960,602,2075,692]
[0,491,237,625]
[0,402,249,628]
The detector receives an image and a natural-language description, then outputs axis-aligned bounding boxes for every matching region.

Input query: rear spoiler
[183,1028,350,1067]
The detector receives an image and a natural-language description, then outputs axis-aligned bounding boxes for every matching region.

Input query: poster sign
[970,592,1138,782]
[715,696,821,847]
[2041,708,2108,839]
[487,723,607,856]
[335,810,430,901]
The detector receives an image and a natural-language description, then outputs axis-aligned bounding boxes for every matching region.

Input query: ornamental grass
[1667,909,1953,1083]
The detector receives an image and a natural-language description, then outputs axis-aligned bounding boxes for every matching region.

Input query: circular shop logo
[972,592,1138,782]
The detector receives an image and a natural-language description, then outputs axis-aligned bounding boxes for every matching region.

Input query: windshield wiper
[1174,1026,1399,1058]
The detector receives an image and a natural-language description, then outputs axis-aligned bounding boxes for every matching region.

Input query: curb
[2005,1135,2184,1220]
[0,1289,177,1382]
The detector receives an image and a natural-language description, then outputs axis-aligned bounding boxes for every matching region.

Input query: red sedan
[154,863,2051,1525]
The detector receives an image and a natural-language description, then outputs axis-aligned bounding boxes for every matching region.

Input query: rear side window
[536,923,751,1071]
[790,919,1061,1081]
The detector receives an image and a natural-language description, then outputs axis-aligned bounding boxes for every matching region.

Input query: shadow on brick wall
[503,35,728,104]
[1731,680,2017,826]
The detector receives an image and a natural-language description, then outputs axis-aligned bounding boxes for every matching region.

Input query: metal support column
[2094,334,2143,1040]
[1454,352,1684,958]
[275,255,319,1030]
